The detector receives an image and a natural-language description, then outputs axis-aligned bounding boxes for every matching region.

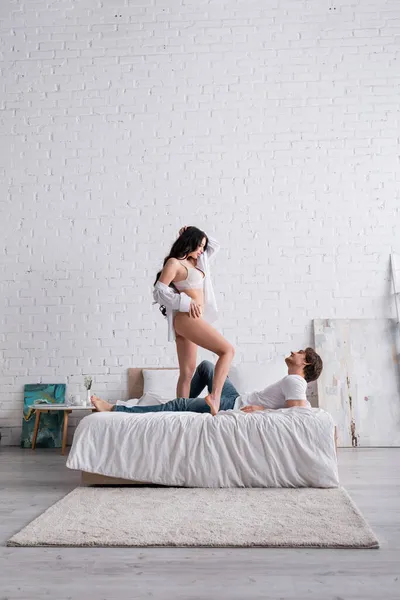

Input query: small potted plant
[84,376,93,407]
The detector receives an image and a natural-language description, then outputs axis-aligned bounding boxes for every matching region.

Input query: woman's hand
[240,405,265,413]
[179,226,188,236]
[189,301,202,319]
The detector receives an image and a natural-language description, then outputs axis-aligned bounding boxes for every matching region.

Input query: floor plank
[0,447,399,599]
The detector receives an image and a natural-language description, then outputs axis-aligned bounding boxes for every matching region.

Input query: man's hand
[240,405,265,413]
[179,226,188,236]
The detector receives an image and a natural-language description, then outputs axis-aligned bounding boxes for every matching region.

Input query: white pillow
[115,392,171,408]
[137,392,171,406]
[228,359,286,394]
[142,369,179,399]
[115,398,140,407]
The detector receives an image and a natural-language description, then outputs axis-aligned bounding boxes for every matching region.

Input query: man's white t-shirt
[233,375,309,410]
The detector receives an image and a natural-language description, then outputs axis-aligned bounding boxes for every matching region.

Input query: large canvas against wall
[314,319,400,447]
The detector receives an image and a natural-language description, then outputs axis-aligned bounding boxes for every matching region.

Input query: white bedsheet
[66,407,339,488]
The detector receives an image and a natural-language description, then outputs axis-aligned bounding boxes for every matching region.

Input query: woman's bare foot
[91,395,113,412]
[205,394,220,416]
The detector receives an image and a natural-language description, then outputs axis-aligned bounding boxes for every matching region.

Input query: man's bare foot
[91,395,113,412]
[205,394,220,416]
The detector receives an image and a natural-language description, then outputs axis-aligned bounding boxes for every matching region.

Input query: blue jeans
[114,361,239,414]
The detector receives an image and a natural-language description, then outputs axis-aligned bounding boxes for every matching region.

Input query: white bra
[174,262,205,291]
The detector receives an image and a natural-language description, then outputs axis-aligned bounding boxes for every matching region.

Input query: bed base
[81,472,153,486]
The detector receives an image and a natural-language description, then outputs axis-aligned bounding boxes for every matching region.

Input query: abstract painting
[21,384,66,448]
[314,319,400,447]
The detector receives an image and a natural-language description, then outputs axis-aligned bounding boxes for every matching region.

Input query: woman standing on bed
[153,226,234,415]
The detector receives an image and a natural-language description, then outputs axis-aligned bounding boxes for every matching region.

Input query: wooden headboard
[127,368,178,400]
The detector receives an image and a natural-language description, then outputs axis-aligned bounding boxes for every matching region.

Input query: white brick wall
[1,0,399,444]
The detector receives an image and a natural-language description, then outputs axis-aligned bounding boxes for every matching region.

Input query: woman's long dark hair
[154,226,208,316]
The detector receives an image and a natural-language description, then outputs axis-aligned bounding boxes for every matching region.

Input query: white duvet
[66,407,339,488]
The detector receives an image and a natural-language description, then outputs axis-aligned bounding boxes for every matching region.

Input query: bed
[66,368,339,488]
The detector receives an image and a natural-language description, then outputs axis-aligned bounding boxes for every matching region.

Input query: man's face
[285,349,308,367]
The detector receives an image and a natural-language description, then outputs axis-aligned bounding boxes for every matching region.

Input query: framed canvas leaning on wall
[21,384,66,448]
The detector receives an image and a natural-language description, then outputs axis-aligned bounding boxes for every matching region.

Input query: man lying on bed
[91,348,323,415]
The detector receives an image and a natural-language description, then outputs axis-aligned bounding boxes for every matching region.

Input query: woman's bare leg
[175,334,198,397]
[174,314,235,415]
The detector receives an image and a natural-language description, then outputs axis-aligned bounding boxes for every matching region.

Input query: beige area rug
[7,486,379,549]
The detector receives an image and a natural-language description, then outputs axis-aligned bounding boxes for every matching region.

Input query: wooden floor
[1,448,399,599]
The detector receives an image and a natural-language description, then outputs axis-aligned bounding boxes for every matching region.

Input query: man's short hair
[304,347,323,383]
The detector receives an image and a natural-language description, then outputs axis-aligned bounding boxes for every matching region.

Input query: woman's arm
[205,235,221,261]
[153,259,192,313]
[157,258,180,287]
[153,281,192,313]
